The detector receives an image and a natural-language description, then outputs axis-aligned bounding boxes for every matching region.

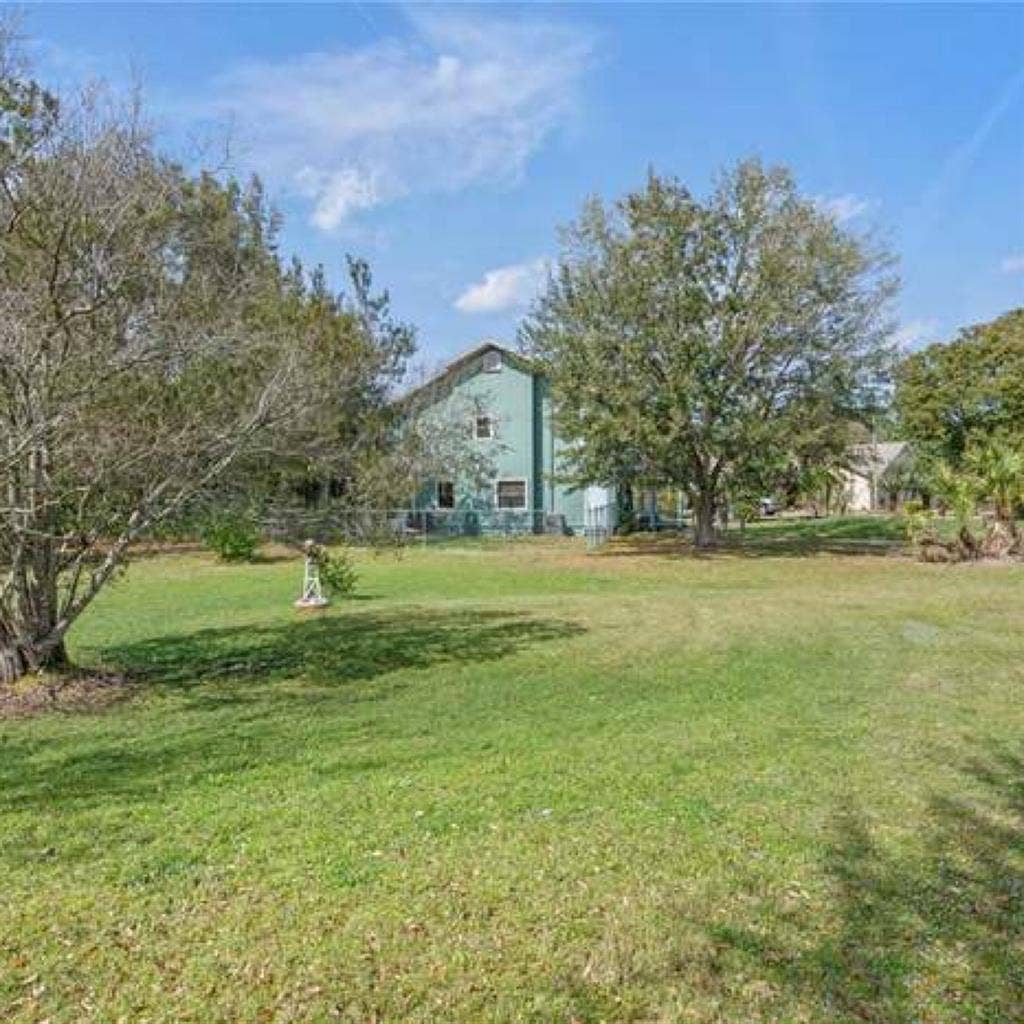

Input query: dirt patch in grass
[901,671,955,694]
[0,670,134,720]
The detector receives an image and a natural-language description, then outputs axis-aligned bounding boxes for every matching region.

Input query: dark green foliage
[200,511,261,562]
[896,308,1024,464]
[310,543,358,598]
[898,438,1024,562]
[522,160,897,547]
[234,255,417,514]
[877,448,927,507]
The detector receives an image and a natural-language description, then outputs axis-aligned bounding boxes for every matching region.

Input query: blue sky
[25,2,1024,366]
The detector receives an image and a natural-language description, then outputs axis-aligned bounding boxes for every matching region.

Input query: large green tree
[895,308,1024,465]
[521,161,897,546]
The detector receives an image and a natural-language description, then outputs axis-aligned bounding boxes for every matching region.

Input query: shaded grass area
[703,752,1024,1023]
[741,512,908,545]
[107,608,584,696]
[605,514,909,559]
[1,521,1022,1022]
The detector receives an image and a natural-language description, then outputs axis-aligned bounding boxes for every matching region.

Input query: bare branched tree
[0,37,410,682]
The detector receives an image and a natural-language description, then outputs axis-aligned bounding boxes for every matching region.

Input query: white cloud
[1000,254,1024,274]
[455,258,550,314]
[295,167,380,231]
[893,318,940,350]
[815,193,874,224]
[203,12,594,231]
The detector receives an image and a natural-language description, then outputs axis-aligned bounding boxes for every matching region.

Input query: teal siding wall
[411,345,585,531]
[413,349,536,511]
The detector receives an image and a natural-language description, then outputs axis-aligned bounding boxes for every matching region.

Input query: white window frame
[495,478,528,511]
[474,414,496,440]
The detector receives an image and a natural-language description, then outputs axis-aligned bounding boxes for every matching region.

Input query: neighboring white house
[844,442,910,511]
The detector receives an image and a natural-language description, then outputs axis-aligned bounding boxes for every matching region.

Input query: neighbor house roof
[849,441,909,476]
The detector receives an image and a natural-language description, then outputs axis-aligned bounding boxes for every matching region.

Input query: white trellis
[294,540,330,609]
[584,502,613,552]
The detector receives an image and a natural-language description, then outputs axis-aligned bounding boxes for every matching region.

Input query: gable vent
[482,350,502,373]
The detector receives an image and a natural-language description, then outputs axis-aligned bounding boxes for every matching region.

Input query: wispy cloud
[914,65,1024,230]
[201,11,594,231]
[893,318,940,351]
[455,258,550,314]
[1000,253,1024,274]
[815,193,875,224]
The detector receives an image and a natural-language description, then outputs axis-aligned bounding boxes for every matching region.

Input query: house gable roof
[849,441,909,475]
[398,341,537,409]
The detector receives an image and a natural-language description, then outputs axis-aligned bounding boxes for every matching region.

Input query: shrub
[306,542,358,598]
[201,510,261,562]
[733,498,760,532]
[899,499,933,545]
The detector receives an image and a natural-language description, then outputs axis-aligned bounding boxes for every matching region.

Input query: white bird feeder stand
[294,539,330,609]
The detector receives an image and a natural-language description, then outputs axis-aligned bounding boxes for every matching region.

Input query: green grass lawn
[1,519,1022,1023]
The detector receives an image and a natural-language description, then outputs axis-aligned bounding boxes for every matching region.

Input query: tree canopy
[895,308,1024,465]
[521,160,898,546]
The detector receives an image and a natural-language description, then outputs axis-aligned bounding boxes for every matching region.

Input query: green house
[405,342,602,534]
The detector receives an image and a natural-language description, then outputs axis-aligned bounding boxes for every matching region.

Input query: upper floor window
[482,350,502,373]
[475,415,496,439]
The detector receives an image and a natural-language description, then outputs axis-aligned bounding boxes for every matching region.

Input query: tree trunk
[0,635,70,686]
[692,491,718,549]
[615,481,636,535]
[0,645,28,686]
[43,638,70,671]
[956,525,981,561]
[980,520,1016,560]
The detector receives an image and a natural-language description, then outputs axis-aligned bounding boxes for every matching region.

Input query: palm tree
[930,462,981,558]
[799,464,846,517]
[966,440,1024,525]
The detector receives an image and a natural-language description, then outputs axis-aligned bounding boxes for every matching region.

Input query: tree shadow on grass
[701,744,1024,1022]
[103,607,584,696]
[0,608,584,815]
